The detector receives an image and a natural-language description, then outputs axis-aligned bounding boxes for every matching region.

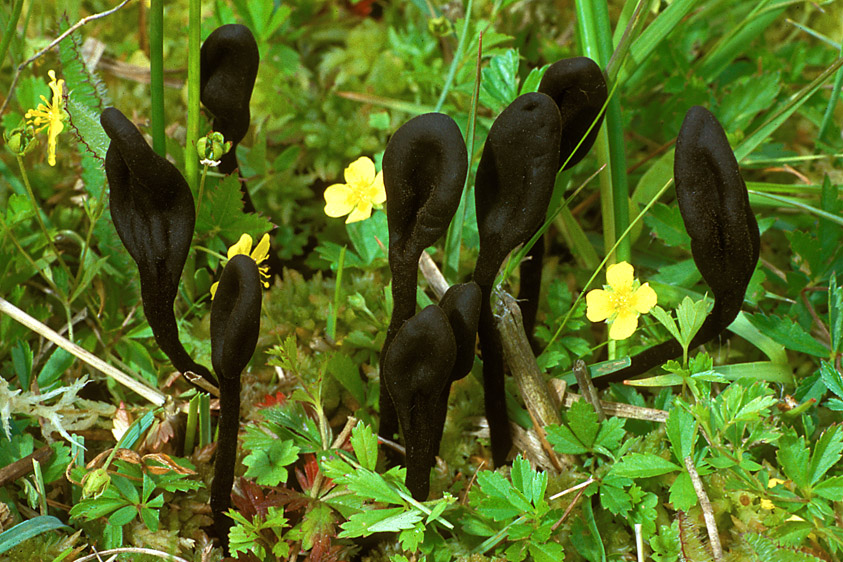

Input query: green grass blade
[0,517,68,554]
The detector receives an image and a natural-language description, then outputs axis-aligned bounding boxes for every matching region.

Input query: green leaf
[546,424,587,455]
[350,422,378,471]
[480,49,520,111]
[5,194,35,226]
[718,72,781,132]
[398,523,424,552]
[829,274,843,355]
[599,477,632,516]
[36,347,73,389]
[567,399,600,451]
[820,361,843,400]
[108,505,137,526]
[65,96,109,160]
[812,476,843,500]
[665,405,696,461]
[0,516,68,554]
[11,340,33,390]
[334,466,404,505]
[528,541,565,562]
[649,521,681,562]
[610,453,681,479]
[745,313,829,357]
[510,455,546,507]
[345,210,388,267]
[643,203,690,247]
[777,430,811,490]
[241,427,300,487]
[195,174,274,242]
[328,353,366,408]
[520,64,549,95]
[593,417,626,455]
[808,424,843,485]
[676,296,711,348]
[668,472,697,512]
[339,507,422,537]
[650,306,681,344]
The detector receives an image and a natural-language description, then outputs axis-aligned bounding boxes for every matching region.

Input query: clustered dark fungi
[379,112,468,450]
[101,107,215,386]
[597,105,760,386]
[101,24,267,554]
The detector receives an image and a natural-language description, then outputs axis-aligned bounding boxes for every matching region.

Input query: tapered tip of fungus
[538,56,607,170]
[211,254,263,380]
[474,92,561,283]
[200,24,260,144]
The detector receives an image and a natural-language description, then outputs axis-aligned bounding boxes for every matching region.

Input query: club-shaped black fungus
[597,106,760,386]
[518,57,608,343]
[379,112,467,446]
[101,107,215,385]
[382,305,457,500]
[208,254,262,550]
[430,281,481,462]
[200,24,259,179]
[473,92,562,466]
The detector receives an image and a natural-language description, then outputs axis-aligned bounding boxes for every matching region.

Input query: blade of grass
[149,0,165,156]
[0,0,23,70]
[433,0,473,113]
[748,190,843,227]
[443,30,483,281]
[184,0,201,193]
[818,44,843,143]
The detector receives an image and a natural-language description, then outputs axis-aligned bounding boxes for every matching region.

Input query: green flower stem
[184,0,201,193]
[327,245,346,341]
[149,0,166,156]
[72,191,108,294]
[196,163,209,214]
[16,155,72,291]
[0,0,24,69]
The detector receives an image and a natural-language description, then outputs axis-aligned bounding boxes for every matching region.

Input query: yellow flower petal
[369,170,386,205]
[631,282,658,314]
[767,478,786,488]
[251,233,270,264]
[759,499,775,510]
[609,309,639,340]
[210,281,219,300]
[324,183,355,217]
[228,233,252,259]
[346,200,373,224]
[606,261,634,291]
[344,156,376,188]
[586,289,614,322]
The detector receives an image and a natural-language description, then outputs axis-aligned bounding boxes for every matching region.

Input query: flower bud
[197,131,231,165]
[4,125,37,156]
[81,467,111,500]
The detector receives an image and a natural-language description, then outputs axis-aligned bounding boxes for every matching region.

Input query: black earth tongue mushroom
[382,305,457,501]
[200,24,259,186]
[517,57,608,344]
[379,112,467,450]
[101,107,216,386]
[597,105,760,387]
[208,253,262,551]
[430,281,481,459]
[473,92,562,466]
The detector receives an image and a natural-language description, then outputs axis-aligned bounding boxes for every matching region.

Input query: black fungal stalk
[209,254,262,549]
[473,92,562,466]
[517,57,608,343]
[598,106,760,386]
[101,107,215,385]
[379,112,467,448]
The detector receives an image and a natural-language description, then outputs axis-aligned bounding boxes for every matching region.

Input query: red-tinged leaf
[257,391,287,408]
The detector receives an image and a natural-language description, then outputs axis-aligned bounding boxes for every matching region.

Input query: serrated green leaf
[599,479,632,517]
[610,453,681,479]
[336,467,403,505]
[820,361,843,400]
[65,96,108,160]
[350,422,377,471]
[829,275,843,354]
[808,424,843,485]
[528,541,565,562]
[665,405,696,461]
[668,472,697,512]
[196,174,274,242]
[242,427,300,486]
[338,507,422,537]
[5,194,35,226]
[746,313,829,357]
[398,523,424,552]
[676,296,711,348]
[328,353,367,408]
[108,505,137,526]
[650,305,681,343]
[480,49,519,111]
[510,455,546,507]
[812,476,843,500]
[546,424,588,455]
[567,399,600,451]
[777,431,811,490]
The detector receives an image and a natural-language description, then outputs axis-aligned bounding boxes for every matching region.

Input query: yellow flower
[24,70,65,166]
[323,156,386,223]
[586,261,657,340]
[210,233,271,299]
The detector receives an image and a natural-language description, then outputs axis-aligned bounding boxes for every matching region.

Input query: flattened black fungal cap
[473,92,562,285]
[596,106,759,387]
[210,254,263,380]
[675,105,760,298]
[538,56,607,170]
[382,305,456,501]
[101,107,214,384]
[200,24,259,147]
[383,112,468,262]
